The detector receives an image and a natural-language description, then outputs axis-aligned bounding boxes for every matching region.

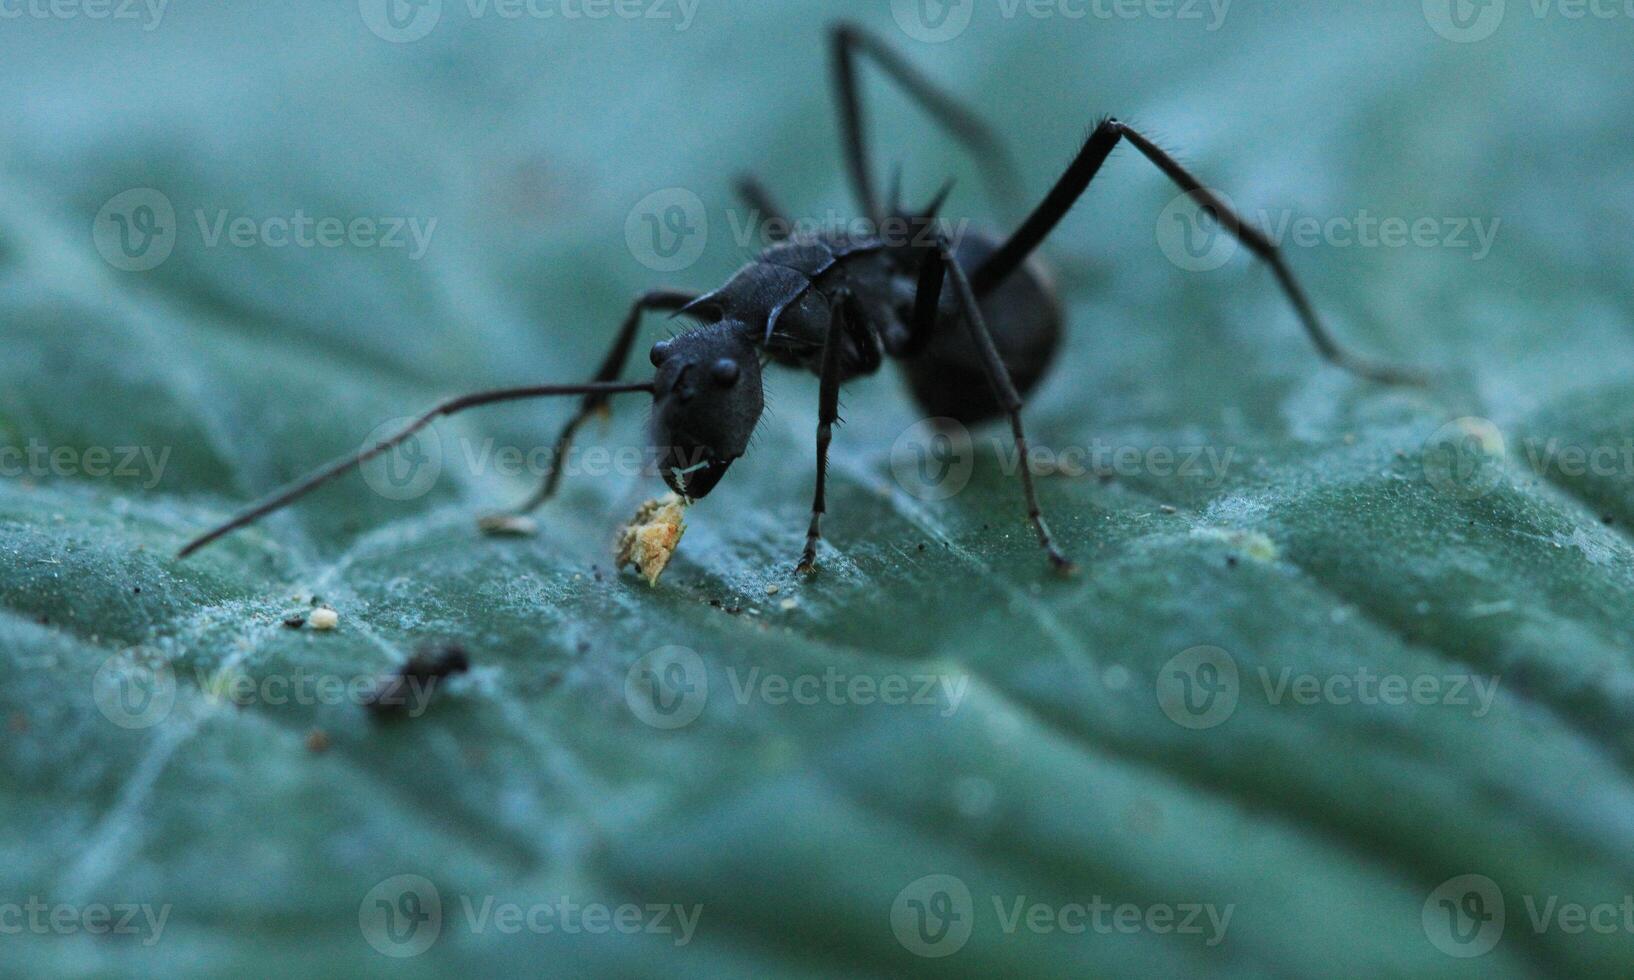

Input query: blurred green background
[5,0,1634,976]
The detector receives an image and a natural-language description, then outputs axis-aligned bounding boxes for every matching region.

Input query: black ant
[179,22,1422,574]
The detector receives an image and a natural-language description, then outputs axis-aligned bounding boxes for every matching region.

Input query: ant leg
[932,240,1077,575]
[830,21,1023,225]
[733,174,791,241]
[796,294,861,575]
[505,289,697,515]
[971,118,1425,386]
[176,381,655,559]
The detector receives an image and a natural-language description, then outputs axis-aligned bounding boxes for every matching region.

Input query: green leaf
[4,4,1633,976]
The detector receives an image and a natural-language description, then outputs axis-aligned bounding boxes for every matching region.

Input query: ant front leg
[923,240,1078,575]
[971,118,1425,386]
[500,289,697,517]
[796,292,872,575]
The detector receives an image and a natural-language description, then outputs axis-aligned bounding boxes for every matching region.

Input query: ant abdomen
[899,231,1064,425]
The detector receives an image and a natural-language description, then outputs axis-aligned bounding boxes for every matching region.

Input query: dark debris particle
[132,587,142,594]
[917,543,926,552]
[309,596,324,607]
[282,615,307,629]
[304,729,330,753]
[365,645,472,719]
[1225,555,1239,569]
[1603,515,1616,525]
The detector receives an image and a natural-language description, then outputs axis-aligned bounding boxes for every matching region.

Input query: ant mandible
[180,22,1422,575]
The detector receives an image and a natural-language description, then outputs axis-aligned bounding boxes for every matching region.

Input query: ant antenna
[177,380,654,559]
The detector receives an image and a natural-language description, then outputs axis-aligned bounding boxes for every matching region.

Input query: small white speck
[309,608,339,631]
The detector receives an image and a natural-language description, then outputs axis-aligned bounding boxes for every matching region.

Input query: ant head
[648,320,762,499]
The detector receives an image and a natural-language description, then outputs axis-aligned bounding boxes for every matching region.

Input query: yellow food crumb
[1192,527,1280,564]
[615,494,688,586]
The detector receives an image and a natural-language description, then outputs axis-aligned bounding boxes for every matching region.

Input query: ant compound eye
[711,358,740,387]
[649,339,674,366]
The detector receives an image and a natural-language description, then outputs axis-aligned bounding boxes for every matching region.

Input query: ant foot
[477,513,539,537]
